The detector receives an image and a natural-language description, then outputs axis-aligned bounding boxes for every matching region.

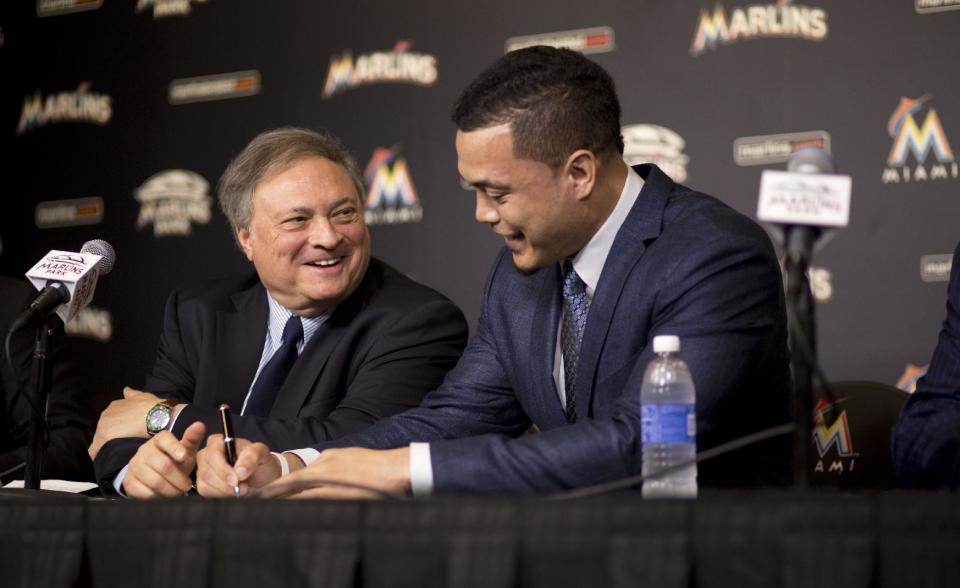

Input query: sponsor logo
[812,398,858,475]
[622,124,689,183]
[733,130,831,166]
[363,146,422,225]
[136,0,207,18]
[169,70,260,105]
[505,26,615,54]
[37,0,102,17]
[690,0,828,56]
[135,170,212,237]
[37,253,88,277]
[897,363,928,393]
[916,0,960,13]
[323,41,437,99]
[65,305,112,342]
[921,253,953,282]
[883,95,958,183]
[35,197,104,228]
[17,82,112,135]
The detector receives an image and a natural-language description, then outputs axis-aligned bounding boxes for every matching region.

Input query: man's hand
[257,447,411,499]
[89,387,177,458]
[195,435,296,497]
[121,421,205,498]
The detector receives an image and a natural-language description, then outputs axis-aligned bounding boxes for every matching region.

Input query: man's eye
[333,208,358,221]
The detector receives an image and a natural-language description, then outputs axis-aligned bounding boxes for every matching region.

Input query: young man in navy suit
[197,47,792,497]
[892,240,960,488]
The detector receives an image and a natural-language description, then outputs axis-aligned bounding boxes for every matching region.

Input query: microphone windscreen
[786,147,835,175]
[81,239,116,275]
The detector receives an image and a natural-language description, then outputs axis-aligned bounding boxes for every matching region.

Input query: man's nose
[307,218,344,249]
[474,192,499,224]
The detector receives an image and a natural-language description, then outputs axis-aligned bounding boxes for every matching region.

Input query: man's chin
[509,252,548,276]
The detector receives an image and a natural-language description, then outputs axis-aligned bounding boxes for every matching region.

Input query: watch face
[147,406,170,432]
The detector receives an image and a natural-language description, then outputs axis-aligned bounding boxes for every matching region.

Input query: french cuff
[409,442,434,497]
[288,447,320,467]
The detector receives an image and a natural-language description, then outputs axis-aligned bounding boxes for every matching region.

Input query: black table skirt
[1,491,958,588]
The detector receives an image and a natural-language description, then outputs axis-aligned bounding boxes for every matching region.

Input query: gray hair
[218,127,366,242]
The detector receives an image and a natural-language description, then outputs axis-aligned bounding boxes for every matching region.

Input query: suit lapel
[574,164,672,417]
[269,318,346,417]
[269,263,380,417]
[216,281,268,412]
[528,264,568,426]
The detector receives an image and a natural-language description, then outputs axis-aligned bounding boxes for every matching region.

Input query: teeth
[310,258,341,267]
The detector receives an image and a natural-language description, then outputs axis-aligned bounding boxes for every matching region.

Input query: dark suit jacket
[891,241,960,488]
[314,164,793,493]
[0,276,94,483]
[94,258,468,493]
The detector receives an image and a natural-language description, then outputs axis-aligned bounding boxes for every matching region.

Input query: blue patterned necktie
[560,260,590,422]
[245,315,303,417]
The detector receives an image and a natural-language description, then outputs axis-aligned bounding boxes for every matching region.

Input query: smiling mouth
[305,257,343,268]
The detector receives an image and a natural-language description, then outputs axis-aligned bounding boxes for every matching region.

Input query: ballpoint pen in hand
[219,404,241,497]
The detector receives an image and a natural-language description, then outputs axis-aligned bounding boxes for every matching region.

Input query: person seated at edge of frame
[87,127,469,498]
[1,276,95,485]
[891,240,960,489]
[195,46,793,499]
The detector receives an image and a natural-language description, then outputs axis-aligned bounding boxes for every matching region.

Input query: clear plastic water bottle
[641,335,698,498]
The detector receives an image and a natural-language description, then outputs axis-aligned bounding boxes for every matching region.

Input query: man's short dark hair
[451,46,624,168]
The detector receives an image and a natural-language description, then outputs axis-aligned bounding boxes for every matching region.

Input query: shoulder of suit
[360,257,457,310]
[166,273,262,311]
[0,275,41,328]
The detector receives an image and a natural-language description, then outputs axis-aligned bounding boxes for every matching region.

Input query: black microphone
[12,239,116,331]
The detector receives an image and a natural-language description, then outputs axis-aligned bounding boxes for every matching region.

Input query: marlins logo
[883,95,958,184]
[135,170,212,237]
[323,41,437,99]
[690,0,828,56]
[812,399,853,458]
[17,82,112,135]
[363,147,422,226]
[897,364,928,393]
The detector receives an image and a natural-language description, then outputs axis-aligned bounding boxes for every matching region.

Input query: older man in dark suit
[196,47,791,497]
[90,128,468,497]
[892,241,960,488]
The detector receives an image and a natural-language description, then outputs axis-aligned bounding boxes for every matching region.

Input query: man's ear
[236,226,254,261]
[563,149,598,201]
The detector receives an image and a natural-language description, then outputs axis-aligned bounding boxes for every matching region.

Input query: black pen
[219,404,241,497]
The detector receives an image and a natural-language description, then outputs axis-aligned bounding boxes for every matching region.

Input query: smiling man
[89,127,468,497]
[197,47,792,498]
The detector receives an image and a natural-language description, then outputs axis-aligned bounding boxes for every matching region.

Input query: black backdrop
[1,0,958,417]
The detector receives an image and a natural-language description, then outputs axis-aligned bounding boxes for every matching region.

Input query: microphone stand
[24,317,56,490]
[784,228,817,490]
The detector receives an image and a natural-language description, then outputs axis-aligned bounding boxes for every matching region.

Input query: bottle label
[641,404,696,444]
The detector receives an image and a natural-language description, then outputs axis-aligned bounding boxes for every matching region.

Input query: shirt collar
[568,165,643,295]
[265,293,330,351]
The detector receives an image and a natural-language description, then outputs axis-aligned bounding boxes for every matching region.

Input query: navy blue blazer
[892,241,960,488]
[315,164,792,493]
